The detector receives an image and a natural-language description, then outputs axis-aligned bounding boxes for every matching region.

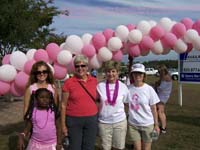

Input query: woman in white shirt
[97,60,130,150]
[155,65,172,134]
[128,63,160,150]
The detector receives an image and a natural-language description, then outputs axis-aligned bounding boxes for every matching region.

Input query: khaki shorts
[128,124,154,143]
[98,119,127,150]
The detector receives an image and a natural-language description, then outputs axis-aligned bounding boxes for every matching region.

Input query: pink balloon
[2,54,10,65]
[139,36,154,51]
[129,45,141,57]
[180,17,194,30]
[14,71,29,90]
[81,44,96,57]
[112,50,123,61]
[10,82,24,97]
[149,25,165,41]
[192,19,200,35]
[0,81,10,95]
[103,28,114,42]
[92,32,106,50]
[53,63,67,80]
[171,23,186,38]
[126,24,136,31]
[46,43,60,61]
[23,59,36,75]
[161,33,177,49]
[34,49,49,62]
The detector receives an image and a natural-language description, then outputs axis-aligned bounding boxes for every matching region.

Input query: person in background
[97,61,130,150]
[24,61,59,116]
[18,88,61,150]
[155,64,172,134]
[61,55,98,150]
[128,63,160,150]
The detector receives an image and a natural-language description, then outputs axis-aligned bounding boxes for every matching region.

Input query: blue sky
[50,0,200,62]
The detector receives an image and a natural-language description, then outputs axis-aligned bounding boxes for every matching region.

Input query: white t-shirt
[128,83,160,126]
[97,80,130,124]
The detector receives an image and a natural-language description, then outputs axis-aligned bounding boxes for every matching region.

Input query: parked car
[156,68,179,80]
[170,71,179,80]
[145,68,158,75]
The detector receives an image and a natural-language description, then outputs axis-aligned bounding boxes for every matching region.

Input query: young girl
[18,88,61,150]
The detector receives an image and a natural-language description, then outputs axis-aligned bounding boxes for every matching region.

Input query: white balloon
[26,49,36,60]
[82,33,93,45]
[148,20,157,28]
[151,40,164,55]
[97,47,112,62]
[159,17,173,32]
[47,63,54,75]
[66,35,83,54]
[57,50,73,66]
[89,55,102,69]
[60,43,66,50]
[0,64,17,82]
[192,36,200,51]
[128,29,143,44]
[10,51,28,71]
[107,37,122,51]
[137,20,151,35]
[115,25,129,42]
[173,39,187,53]
[184,29,199,43]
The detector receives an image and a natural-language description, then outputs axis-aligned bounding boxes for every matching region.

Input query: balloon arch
[1,17,200,96]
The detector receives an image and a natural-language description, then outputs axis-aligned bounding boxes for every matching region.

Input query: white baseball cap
[131,63,145,73]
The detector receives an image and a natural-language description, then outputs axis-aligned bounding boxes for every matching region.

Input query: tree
[0,0,68,58]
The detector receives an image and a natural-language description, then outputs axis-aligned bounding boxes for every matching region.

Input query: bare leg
[133,141,142,150]
[142,142,151,150]
[157,102,167,130]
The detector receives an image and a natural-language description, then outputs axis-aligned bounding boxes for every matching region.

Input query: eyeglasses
[75,65,87,68]
[35,70,49,75]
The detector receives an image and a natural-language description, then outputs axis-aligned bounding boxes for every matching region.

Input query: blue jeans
[66,114,98,150]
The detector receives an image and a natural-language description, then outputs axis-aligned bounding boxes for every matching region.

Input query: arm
[55,116,62,150]
[61,91,69,136]
[23,87,30,116]
[18,120,32,150]
[150,104,160,133]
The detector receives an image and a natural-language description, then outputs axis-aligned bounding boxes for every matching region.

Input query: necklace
[34,108,49,129]
[106,80,119,106]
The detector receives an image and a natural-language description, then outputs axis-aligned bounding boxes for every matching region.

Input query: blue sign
[179,50,200,83]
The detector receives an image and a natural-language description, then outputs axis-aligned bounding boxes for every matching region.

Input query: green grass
[1,76,200,150]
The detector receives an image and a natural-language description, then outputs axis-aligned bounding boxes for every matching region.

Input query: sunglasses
[35,70,49,75]
[75,65,87,68]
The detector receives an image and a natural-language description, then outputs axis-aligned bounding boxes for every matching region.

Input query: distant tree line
[142,60,178,69]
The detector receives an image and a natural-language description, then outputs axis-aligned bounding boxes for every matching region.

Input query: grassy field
[0,76,200,150]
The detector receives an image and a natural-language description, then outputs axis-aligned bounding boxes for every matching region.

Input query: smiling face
[74,62,88,78]
[36,65,49,83]
[131,72,145,86]
[106,68,119,83]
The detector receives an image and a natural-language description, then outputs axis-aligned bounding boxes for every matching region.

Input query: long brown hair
[26,61,55,88]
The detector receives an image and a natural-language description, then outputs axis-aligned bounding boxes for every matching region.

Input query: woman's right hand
[62,125,68,136]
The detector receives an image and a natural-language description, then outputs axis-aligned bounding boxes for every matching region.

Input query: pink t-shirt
[29,83,55,95]
[31,108,57,144]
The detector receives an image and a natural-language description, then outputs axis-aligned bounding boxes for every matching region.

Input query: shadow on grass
[168,115,200,127]
[0,121,24,135]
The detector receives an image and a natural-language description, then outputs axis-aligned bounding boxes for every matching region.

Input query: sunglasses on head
[75,64,87,68]
[35,70,49,75]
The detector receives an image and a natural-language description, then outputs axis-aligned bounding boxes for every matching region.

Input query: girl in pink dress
[18,88,61,150]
